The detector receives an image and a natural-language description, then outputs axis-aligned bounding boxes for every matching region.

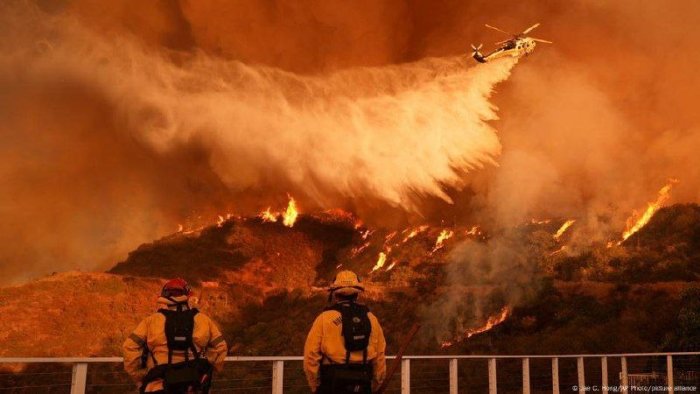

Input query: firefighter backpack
[319,302,373,394]
[140,308,213,394]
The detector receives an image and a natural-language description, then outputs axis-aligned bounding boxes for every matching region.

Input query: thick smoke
[409,1,700,342]
[1,0,700,286]
[0,1,515,283]
[126,56,515,208]
[420,233,545,344]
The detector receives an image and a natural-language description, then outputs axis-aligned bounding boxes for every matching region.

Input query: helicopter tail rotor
[471,43,486,63]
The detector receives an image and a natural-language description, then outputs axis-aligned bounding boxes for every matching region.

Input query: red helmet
[161,278,192,298]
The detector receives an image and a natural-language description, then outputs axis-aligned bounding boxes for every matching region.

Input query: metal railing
[1,352,699,393]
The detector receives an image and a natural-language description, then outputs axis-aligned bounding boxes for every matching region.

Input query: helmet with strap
[160,278,192,313]
[161,278,192,298]
[329,270,365,296]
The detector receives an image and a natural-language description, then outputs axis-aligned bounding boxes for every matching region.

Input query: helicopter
[471,23,552,63]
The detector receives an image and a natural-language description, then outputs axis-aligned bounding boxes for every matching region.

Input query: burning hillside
[3,1,700,286]
[2,4,700,382]
[0,1,521,283]
[110,204,484,291]
[2,199,698,359]
[619,179,679,244]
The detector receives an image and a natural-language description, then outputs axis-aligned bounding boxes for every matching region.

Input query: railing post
[601,356,608,393]
[522,357,530,394]
[577,357,585,394]
[552,357,559,394]
[488,358,497,394]
[667,355,674,394]
[449,358,458,394]
[621,356,628,394]
[552,357,560,394]
[70,363,88,394]
[401,358,411,394]
[272,360,284,394]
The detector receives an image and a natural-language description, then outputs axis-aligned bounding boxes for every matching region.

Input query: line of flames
[367,227,463,274]
[371,252,387,272]
[431,229,454,253]
[441,306,511,348]
[372,226,431,273]
[401,225,429,243]
[553,219,575,241]
[618,179,678,244]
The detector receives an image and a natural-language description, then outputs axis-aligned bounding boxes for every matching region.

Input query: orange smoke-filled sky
[1,0,699,283]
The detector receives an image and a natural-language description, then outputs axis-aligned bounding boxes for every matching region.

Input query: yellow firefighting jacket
[303,304,386,392]
[123,297,228,392]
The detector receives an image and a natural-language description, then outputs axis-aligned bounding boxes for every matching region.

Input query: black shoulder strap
[326,302,371,364]
[159,308,200,365]
[356,304,370,365]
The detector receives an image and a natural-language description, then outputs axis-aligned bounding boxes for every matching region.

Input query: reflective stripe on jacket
[123,298,227,392]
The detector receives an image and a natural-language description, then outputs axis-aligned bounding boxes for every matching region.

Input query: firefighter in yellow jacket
[304,270,387,393]
[123,278,228,393]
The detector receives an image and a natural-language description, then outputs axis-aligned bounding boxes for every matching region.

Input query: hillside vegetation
[1,204,699,359]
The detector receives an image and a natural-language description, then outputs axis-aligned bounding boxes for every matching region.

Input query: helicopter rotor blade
[532,38,553,44]
[521,23,541,35]
[495,39,511,45]
[485,24,513,36]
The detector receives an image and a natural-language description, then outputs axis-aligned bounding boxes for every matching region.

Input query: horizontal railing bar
[1,351,700,364]
[0,357,123,363]
[228,356,303,362]
[393,352,700,359]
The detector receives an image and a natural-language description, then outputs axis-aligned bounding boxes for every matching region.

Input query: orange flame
[258,195,299,227]
[401,225,429,243]
[282,196,299,227]
[259,207,278,223]
[553,219,575,241]
[371,252,387,272]
[620,179,678,243]
[465,226,481,236]
[441,306,511,348]
[432,229,454,253]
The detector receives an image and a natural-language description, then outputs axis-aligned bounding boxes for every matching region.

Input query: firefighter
[123,278,228,393]
[304,270,387,393]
